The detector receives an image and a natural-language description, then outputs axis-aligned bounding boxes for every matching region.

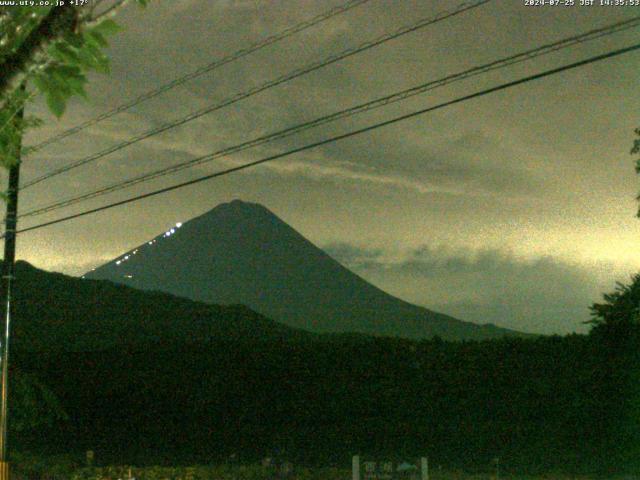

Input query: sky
[6,0,640,335]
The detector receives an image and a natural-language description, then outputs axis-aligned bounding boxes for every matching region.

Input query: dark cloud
[325,243,633,334]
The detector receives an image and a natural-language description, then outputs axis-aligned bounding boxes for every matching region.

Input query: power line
[22,0,488,188]
[20,0,491,190]
[19,14,640,219]
[12,41,640,237]
[25,0,373,154]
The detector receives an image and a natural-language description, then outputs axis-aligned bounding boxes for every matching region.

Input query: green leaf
[82,31,103,52]
[45,90,67,118]
[87,30,109,48]
[50,71,73,96]
[49,42,82,65]
[0,0,128,171]
[62,31,84,48]
[32,72,54,97]
[77,35,110,73]
[93,53,110,74]
[90,19,122,36]
[135,0,149,7]
[63,72,88,98]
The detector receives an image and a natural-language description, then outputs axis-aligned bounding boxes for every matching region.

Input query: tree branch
[86,0,131,26]
[0,6,79,98]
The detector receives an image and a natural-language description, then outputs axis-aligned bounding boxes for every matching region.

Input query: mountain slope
[85,200,522,340]
[9,260,309,352]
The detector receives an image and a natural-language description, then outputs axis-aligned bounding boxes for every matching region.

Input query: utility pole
[0,88,25,480]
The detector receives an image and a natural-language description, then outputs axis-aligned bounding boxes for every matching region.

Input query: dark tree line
[3,264,639,476]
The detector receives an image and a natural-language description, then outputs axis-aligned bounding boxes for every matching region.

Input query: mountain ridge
[10,260,312,352]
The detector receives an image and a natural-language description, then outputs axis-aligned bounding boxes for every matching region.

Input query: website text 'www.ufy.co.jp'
[0,1,87,6]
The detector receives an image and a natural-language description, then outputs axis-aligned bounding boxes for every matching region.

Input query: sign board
[353,456,428,480]
[363,460,394,480]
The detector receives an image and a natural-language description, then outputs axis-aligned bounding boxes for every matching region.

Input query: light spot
[176,222,182,228]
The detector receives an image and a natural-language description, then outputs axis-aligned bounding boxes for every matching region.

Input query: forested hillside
[6,262,639,475]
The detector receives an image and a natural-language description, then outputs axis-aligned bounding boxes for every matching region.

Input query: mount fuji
[85,200,522,340]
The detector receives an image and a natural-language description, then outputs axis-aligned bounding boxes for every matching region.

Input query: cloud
[248,156,488,197]
[12,0,640,340]
[324,243,635,335]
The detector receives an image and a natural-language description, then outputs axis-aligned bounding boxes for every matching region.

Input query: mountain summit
[85,200,521,340]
